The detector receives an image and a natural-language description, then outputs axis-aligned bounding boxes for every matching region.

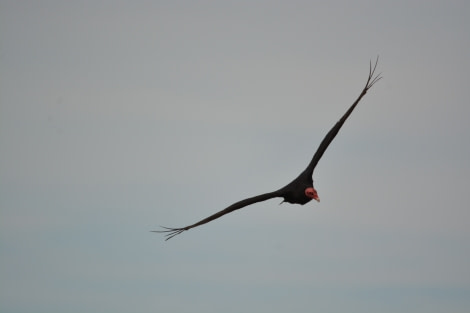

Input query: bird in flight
[155,58,381,240]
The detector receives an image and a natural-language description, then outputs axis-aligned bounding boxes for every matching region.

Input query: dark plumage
[155,58,381,240]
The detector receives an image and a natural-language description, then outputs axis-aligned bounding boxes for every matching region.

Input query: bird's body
[155,58,381,240]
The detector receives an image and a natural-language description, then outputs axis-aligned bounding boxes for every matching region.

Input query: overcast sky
[1,1,469,312]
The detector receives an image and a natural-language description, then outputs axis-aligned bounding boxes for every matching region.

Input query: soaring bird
[155,58,381,240]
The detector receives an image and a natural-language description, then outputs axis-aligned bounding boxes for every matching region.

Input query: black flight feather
[154,57,381,240]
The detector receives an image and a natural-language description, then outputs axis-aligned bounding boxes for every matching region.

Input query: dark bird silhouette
[154,58,381,240]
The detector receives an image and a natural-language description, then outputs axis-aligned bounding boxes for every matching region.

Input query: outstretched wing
[299,57,382,178]
[153,190,283,240]
[155,58,381,241]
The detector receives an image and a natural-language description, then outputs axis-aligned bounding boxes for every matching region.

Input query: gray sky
[1,1,469,312]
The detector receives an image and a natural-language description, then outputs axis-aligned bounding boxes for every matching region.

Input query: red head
[305,187,320,202]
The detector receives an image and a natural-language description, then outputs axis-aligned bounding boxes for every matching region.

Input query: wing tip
[367,56,382,89]
[152,226,188,241]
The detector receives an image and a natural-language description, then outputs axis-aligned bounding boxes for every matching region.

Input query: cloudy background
[1,1,469,312]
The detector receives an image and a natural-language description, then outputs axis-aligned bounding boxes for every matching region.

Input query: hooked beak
[305,187,320,202]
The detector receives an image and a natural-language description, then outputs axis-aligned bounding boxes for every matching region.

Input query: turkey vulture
[155,58,381,240]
